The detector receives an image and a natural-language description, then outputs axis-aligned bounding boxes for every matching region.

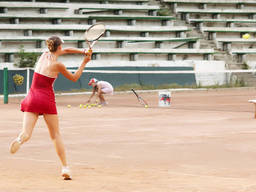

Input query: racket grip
[84,48,92,55]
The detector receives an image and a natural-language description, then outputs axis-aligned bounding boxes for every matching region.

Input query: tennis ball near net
[243,33,250,39]
[144,105,148,108]
[67,105,71,108]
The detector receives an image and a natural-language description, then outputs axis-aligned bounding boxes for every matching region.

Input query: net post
[3,67,8,104]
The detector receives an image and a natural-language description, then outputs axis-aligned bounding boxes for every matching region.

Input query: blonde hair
[46,36,63,52]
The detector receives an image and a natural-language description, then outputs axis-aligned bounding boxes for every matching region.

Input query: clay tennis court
[1,88,256,192]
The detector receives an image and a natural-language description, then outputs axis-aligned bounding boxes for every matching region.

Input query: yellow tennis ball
[83,105,87,108]
[67,105,71,108]
[145,105,148,108]
[243,33,250,39]
[88,106,91,109]
[98,105,102,108]
[79,104,83,108]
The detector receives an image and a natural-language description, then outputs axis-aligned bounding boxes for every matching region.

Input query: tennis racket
[131,89,148,107]
[84,23,106,52]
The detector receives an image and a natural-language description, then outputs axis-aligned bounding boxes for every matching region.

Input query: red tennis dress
[21,72,57,115]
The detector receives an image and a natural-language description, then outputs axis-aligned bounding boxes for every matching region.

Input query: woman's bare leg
[43,114,67,167]
[98,93,106,103]
[10,112,39,154]
[43,114,71,179]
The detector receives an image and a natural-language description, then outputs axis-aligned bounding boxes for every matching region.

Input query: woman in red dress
[9,36,92,180]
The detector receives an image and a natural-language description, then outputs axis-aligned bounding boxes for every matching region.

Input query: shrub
[15,46,40,68]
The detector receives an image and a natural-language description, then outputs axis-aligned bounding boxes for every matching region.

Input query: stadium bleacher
[2,0,256,87]
[162,0,256,71]
[0,0,208,69]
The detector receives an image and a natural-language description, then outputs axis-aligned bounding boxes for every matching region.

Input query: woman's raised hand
[83,49,92,62]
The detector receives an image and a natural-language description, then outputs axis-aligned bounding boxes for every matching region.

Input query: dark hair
[46,36,63,52]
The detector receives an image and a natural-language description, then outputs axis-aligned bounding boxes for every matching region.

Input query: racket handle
[90,41,96,48]
[84,49,92,56]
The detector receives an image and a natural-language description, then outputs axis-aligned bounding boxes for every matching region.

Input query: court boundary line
[6,156,246,180]
[2,87,256,98]
[7,156,93,167]
[0,88,208,98]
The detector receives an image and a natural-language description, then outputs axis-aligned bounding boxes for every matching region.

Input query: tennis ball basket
[158,91,171,107]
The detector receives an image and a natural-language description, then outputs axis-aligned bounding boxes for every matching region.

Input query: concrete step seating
[0,48,215,60]
[176,8,256,23]
[0,36,199,43]
[177,8,256,14]
[0,36,199,49]
[1,48,215,62]
[36,0,149,3]
[88,14,175,26]
[88,15,175,21]
[231,49,256,63]
[189,18,256,24]
[162,0,256,4]
[77,3,160,15]
[0,14,175,21]
[0,2,69,11]
[189,18,256,29]
[0,13,90,20]
[216,38,256,51]
[77,0,149,4]
[202,27,256,40]
[0,24,189,33]
[0,14,175,26]
[0,48,214,55]
[0,0,212,67]
[231,49,256,54]
[2,60,220,70]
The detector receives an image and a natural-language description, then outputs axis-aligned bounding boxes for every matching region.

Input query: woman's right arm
[57,52,92,82]
[87,89,95,103]
[58,48,86,56]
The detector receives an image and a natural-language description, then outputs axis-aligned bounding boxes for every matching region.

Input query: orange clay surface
[1,88,256,192]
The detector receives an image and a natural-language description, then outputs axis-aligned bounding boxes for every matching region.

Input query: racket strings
[85,24,105,41]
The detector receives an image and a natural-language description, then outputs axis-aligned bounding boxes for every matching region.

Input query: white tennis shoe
[62,166,72,180]
[100,101,108,106]
[10,137,22,154]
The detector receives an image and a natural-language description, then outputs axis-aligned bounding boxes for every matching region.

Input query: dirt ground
[1,88,256,192]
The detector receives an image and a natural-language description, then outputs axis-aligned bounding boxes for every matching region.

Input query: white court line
[7,156,91,166]
[228,131,256,135]
[0,88,207,98]
[0,129,20,133]
[168,170,244,180]
[2,86,256,98]
[0,120,22,124]
[5,157,250,181]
